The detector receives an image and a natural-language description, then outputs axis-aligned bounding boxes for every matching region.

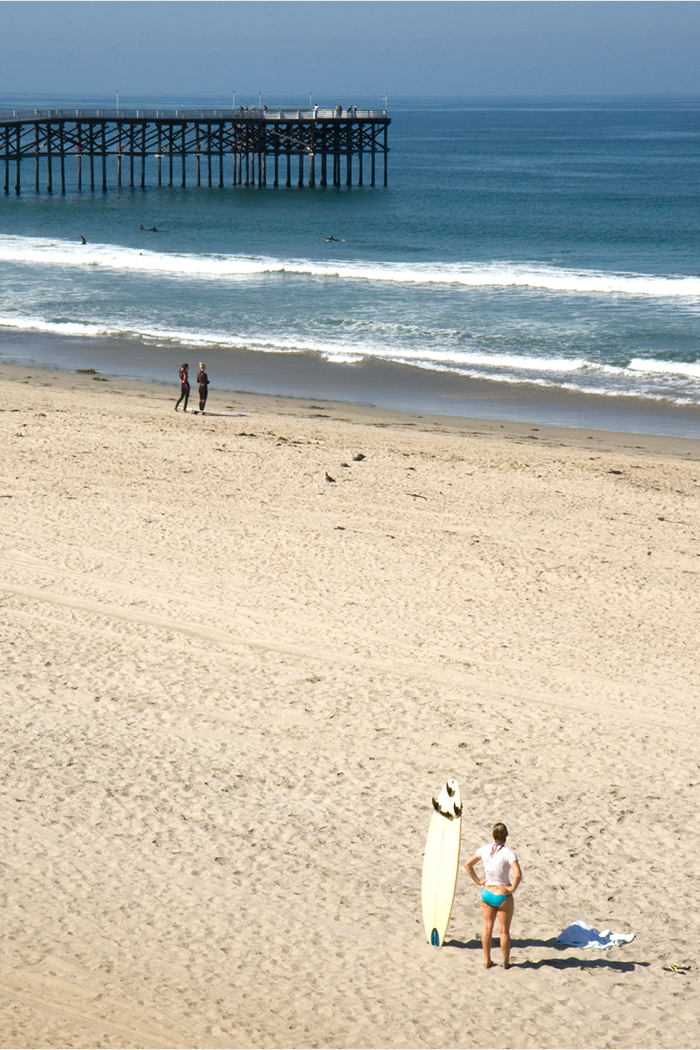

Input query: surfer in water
[463,823,522,969]
[197,362,209,412]
[174,362,190,411]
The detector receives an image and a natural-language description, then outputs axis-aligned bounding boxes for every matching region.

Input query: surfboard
[186,409,249,417]
[421,778,462,947]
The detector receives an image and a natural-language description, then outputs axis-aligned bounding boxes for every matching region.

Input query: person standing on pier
[197,362,209,412]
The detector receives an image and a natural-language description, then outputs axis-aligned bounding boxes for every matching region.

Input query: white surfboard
[186,409,249,417]
[421,778,462,947]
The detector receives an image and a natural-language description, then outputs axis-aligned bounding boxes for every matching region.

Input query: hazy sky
[2,1,700,100]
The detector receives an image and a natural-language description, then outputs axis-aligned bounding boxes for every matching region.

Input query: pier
[0,107,390,194]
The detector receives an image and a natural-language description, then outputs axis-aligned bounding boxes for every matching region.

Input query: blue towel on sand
[557,920,635,950]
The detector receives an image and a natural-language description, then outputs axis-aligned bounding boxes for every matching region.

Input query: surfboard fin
[446,782,456,797]
[454,803,463,817]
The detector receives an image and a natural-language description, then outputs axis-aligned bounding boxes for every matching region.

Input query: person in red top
[197,362,209,412]
[175,363,190,411]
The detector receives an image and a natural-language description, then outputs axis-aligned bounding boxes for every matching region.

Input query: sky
[1,1,700,101]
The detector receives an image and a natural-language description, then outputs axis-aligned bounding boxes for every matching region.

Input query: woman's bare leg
[497,896,515,967]
[480,901,497,967]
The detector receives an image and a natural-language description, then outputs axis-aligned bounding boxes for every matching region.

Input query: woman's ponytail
[490,822,508,856]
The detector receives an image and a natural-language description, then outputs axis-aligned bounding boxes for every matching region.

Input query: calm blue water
[2,94,700,433]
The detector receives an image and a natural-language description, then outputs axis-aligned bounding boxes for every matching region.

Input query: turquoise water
[2,94,700,433]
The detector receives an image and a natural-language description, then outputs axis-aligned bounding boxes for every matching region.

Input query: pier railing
[0,107,387,122]
[1,107,390,192]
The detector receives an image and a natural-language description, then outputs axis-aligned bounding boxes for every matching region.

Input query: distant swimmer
[325,234,345,242]
[149,226,157,232]
[138,224,145,230]
[79,235,86,244]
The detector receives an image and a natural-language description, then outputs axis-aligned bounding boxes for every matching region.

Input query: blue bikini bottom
[481,888,512,908]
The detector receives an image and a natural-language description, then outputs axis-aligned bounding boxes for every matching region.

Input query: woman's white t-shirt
[476,843,518,886]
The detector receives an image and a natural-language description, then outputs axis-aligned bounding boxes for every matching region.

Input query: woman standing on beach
[197,362,209,412]
[463,823,522,969]
[175,362,190,411]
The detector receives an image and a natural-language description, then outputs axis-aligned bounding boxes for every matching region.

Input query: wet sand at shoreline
[0,362,698,1049]
[4,327,700,439]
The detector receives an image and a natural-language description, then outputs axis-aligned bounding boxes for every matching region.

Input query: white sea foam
[0,314,114,338]
[0,311,592,374]
[240,333,591,372]
[628,357,700,379]
[3,309,699,399]
[2,233,700,298]
[0,311,261,350]
[2,306,700,408]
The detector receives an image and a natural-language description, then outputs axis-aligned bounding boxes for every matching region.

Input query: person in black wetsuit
[197,362,209,412]
[175,362,190,411]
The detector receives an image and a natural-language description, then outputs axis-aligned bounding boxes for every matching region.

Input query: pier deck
[0,107,390,194]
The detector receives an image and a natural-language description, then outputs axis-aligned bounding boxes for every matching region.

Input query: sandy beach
[0,360,698,1049]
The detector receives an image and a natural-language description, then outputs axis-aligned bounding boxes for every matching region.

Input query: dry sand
[0,362,699,1049]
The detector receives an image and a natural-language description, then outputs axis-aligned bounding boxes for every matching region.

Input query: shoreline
[2,357,700,460]
[3,328,700,448]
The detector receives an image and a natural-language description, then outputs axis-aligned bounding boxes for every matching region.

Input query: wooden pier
[0,107,390,194]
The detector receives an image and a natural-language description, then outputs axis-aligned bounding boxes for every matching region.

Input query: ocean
[2,93,700,436]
